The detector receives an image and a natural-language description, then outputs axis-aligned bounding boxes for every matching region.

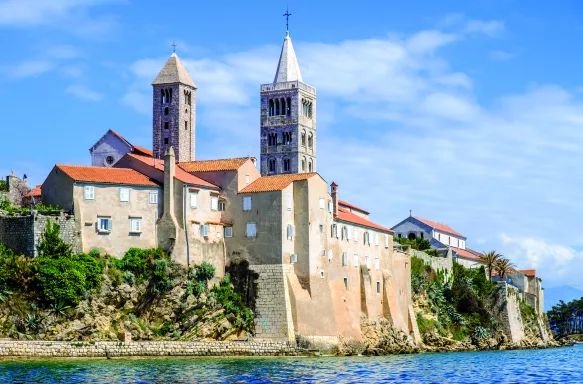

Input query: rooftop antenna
[283,7,292,32]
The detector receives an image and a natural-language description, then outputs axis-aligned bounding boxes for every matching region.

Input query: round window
[105,155,115,165]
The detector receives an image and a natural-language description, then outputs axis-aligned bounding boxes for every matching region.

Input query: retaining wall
[413,249,453,281]
[0,340,301,358]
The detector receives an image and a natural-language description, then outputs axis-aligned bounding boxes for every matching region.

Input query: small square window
[119,187,130,202]
[149,192,158,204]
[129,217,142,233]
[164,121,169,129]
[218,201,225,211]
[84,186,95,200]
[246,222,257,237]
[190,192,198,208]
[243,196,252,211]
[224,227,233,238]
[97,216,112,232]
[200,223,209,237]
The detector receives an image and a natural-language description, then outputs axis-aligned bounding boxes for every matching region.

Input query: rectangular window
[319,224,323,233]
[211,196,218,211]
[342,252,348,266]
[384,234,389,248]
[328,201,332,213]
[331,224,339,239]
[200,223,209,237]
[291,254,298,264]
[344,277,348,289]
[97,216,112,232]
[347,227,352,241]
[190,192,198,208]
[218,201,225,211]
[243,196,252,211]
[286,193,292,211]
[287,223,295,239]
[119,187,130,202]
[224,227,233,238]
[376,281,381,294]
[164,138,169,144]
[375,233,379,246]
[364,231,369,245]
[353,228,358,241]
[365,256,370,269]
[129,217,142,233]
[246,222,257,237]
[149,192,158,204]
[353,254,359,267]
[84,186,95,200]
[327,249,333,261]
[319,197,325,209]
[342,226,347,240]
[375,256,380,270]
[245,175,250,184]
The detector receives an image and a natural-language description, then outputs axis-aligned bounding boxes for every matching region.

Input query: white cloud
[490,50,514,61]
[65,84,103,101]
[464,20,506,37]
[8,60,54,78]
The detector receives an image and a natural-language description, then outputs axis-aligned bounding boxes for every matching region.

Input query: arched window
[301,157,306,172]
[164,107,169,115]
[308,133,313,148]
[161,90,166,104]
[168,89,172,103]
[185,121,188,130]
[308,102,313,118]
[275,99,280,116]
[268,133,277,146]
[269,99,274,116]
[408,232,417,241]
[283,132,291,145]
[283,158,290,172]
[301,130,306,146]
[164,122,169,129]
[269,158,276,173]
[286,97,291,115]
[308,160,313,173]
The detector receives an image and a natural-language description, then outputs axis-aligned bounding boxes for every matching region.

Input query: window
[119,188,130,202]
[164,138,169,144]
[328,201,333,213]
[98,216,112,232]
[291,254,298,264]
[149,192,158,204]
[364,231,371,245]
[185,121,188,130]
[243,196,252,211]
[190,192,198,208]
[200,223,209,237]
[246,222,257,237]
[342,226,347,240]
[164,107,169,115]
[84,186,95,200]
[301,157,306,172]
[327,249,333,261]
[320,270,325,279]
[376,281,381,294]
[218,201,225,211]
[331,224,339,239]
[365,256,370,269]
[353,254,359,267]
[308,133,313,148]
[129,217,142,233]
[319,224,323,233]
[245,175,250,184]
[286,193,292,210]
[211,196,218,211]
[105,155,115,165]
[308,160,313,172]
[353,228,358,241]
[342,252,348,266]
[224,227,233,238]
[319,197,325,209]
[347,227,352,241]
[283,158,290,172]
[344,277,348,289]
[164,121,169,129]
[375,256,380,270]
[268,158,276,173]
[375,233,379,246]
[287,223,295,239]
[301,131,306,146]
[384,234,389,248]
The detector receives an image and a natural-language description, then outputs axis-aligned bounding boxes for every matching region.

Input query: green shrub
[107,267,123,287]
[0,180,7,192]
[112,248,168,282]
[210,274,254,331]
[37,220,72,258]
[36,256,87,305]
[196,262,216,283]
[123,271,136,286]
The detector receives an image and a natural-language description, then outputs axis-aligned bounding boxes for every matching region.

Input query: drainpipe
[183,183,190,267]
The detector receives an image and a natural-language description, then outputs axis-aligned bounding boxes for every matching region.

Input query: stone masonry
[0,340,301,358]
[251,264,295,342]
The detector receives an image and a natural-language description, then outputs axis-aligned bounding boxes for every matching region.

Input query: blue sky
[2,0,583,290]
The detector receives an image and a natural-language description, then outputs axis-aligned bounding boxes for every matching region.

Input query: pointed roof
[273,31,303,83]
[152,53,196,88]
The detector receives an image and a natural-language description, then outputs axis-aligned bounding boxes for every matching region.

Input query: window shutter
[150,192,158,204]
[353,254,359,267]
[120,188,129,202]
[375,233,379,246]
[85,186,94,200]
[291,224,295,237]
[328,249,333,261]
[342,252,348,266]
[190,193,198,208]
[319,197,325,209]
[328,201,332,213]
[107,218,113,231]
[211,196,218,211]
[287,193,292,210]
[354,228,358,241]
[385,234,389,248]
[375,257,380,270]
[335,225,339,239]
[347,227,351,241]
[365,256,370,269]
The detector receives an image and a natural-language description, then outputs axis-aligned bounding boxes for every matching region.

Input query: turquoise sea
[0,345,581,383]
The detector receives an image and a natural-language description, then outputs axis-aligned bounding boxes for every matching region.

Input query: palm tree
[494,258,517,281]
[478,250,501,281]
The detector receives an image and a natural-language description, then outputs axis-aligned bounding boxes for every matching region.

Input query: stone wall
[490,282,525,344]
[250,264,295,342]
[412,249,453,282]
[0,212,81,256]
[0,340,300,358]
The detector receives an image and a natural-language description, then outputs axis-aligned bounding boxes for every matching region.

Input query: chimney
[164,147,176,215]
[250,157,257,167]
[330,181,339,217]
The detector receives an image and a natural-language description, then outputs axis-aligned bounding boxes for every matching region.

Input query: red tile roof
[338,200,370,214]
[450,247,482,261]
[25,185,42,197]
[126,153,218,189]
[414,216,466,239]
[239,173,317,193]
[336,206,393,233]
[132,145,153,157]
[56,165,158,186]
[179,157,253,173]
[518,269,536,277]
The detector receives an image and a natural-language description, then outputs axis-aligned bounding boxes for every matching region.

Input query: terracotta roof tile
[518,269,536,277]
[179,157,252,173]
[127,154,218,189]
[336,207,393,233]
[25,185,42,198]
[451,247,481,261]
[338,200,370,214]
[56,165,158,187]
[414,216,466,239]
[132,145,153,157]
[239,173,317,193]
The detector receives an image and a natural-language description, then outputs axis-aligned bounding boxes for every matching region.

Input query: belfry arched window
[283,132,292,145]
[286,97,291,115]
[308,133,313,148]
[301,157,306,172]
[269,158,276,173]
[269,99,275,116]
[164,107,169,115]
[308,160,313,173]
[283,158,290,172]
[301,130,306,146]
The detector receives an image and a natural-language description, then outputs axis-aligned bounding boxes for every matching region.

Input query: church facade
[39,30,419,348]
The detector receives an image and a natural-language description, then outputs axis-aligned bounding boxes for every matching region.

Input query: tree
[37,220,72,258]
[478,251,501,281]
[494,258,516,280]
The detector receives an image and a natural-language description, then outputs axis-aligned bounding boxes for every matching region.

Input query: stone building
[90,129,153,168]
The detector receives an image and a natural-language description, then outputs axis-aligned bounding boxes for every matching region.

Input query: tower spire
[273,27,303,83]
[283,7,291,32]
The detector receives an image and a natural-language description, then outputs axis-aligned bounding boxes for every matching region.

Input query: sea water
[0,345,581,383]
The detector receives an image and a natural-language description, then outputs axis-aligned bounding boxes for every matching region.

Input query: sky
[1,0,583,290]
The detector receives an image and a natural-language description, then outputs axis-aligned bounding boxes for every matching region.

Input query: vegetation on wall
[0,180,7,192]
[394,236,431,251]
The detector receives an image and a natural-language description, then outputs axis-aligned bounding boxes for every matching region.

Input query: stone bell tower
[152,52,197,163]
[260,30,317,176]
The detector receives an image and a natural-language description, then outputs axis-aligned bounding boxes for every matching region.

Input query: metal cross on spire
[283,7,291,32]
[171,41,177,53]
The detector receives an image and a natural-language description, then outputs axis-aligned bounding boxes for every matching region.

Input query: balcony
[260,81,316,96]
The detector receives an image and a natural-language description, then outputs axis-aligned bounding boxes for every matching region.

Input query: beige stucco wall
[74,183,160,257]
[41,167,75,211]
